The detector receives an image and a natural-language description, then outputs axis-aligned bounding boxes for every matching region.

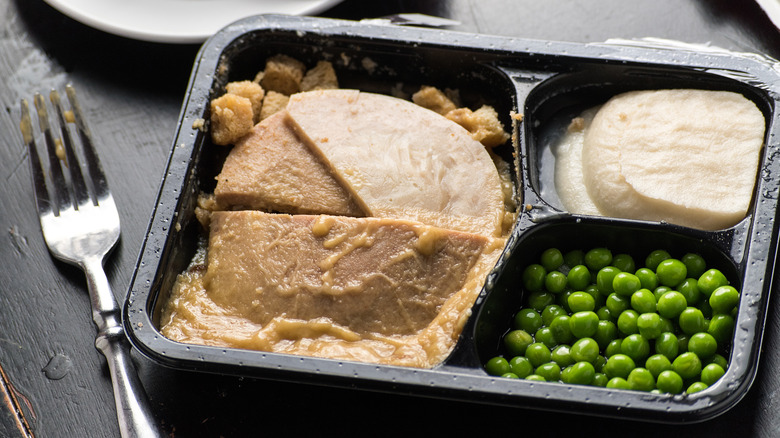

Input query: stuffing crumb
[210,94,254,146]
[446,105,510,148]
[568,116,585,132]
[260,54,306,95]
[412,86,458,115]
[259,91,290,121]
[195,192,217,229]
[226,80,265,123]
[301,61,339,91]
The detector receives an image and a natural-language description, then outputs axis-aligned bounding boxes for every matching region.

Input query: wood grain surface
[1,0,780,436]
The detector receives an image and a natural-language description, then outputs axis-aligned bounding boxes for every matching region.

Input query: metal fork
[20,85,161,438]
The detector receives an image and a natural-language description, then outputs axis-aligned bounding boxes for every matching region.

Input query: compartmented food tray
[124,14,780,423]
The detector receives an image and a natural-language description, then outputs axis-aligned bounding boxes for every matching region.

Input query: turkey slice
[286,89,506,237]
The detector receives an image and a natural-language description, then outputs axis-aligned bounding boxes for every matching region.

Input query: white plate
[43,0,344,44]
[756,0,780,29]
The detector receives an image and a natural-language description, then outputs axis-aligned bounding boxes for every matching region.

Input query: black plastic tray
[123,14,780,423]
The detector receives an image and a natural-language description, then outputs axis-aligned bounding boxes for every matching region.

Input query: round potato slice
[581,89,765,230]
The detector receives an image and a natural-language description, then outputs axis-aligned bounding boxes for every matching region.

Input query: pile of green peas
[484,247,740,394]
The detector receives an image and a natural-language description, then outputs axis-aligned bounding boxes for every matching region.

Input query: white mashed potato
[554,89,765,231]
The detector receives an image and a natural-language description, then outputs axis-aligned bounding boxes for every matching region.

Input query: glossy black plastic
[123,14,780,423]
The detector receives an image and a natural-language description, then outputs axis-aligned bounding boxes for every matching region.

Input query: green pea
[551,344,575,368]
[682,253,707,279]
[653,286,673,301]
[606,377,631,389]
[677,278,702,305]
[637,313,663,339]
[677,333,690,353]
[545,271,568,294]
[535,327,558,349]
[571,337,600,364]
[630,288,657,313]
[701,363,726,386]
[541,305,567,326]
[673,352,702,380]
[686,382,708,394]
[612,253,636,273]
[656,259,687,287]
[645,354,673,378]
[679,307,707,335]
[613,272,642,297]
[567,291,595,313]
[593,319,618,349]
[594,355,607,373]
[707,353,729,371]
[566,361,596,385]
[522,264,547,292]
[535,361,562,381]
[621,334,650,363]
[501,372,519,379]
[710,285,740,315]
[525,374,546,381]
[656,290,687,319]
[592,373,609,387]
[541,248,564,272]
[645,249,672,271]
[606,293,630,316]
[604,354,636,379]
[596,305,615,322]
[509,356,534,378]
[569,311,599,338]
[655,332,679,360]
[605,339,623,357]
[527,291,556,311]
[584,285,605,308]
[628,367,655,392]
[526,342,552,367]
[597,266,621,295]
[567,265,591,291]
[708,314,735,344]
[585,248,613,271]
[659,315,675,334]
[549,315,574,344]
[556,290,574,313]
[485,356,511,376]
[635,268,659,291]
[617,309,639,335]
[656,370,684,394]
[514,308,543,333]
[564,249,585,268]
[504,329,534,356]
[698,269,729,298]
[688,332,718,360]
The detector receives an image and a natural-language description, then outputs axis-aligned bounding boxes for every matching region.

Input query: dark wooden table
[2,0,780,436]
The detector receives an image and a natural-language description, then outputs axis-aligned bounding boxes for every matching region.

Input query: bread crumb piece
[568,116,585,132]
[446,105,510,148]
[260,54,306,95]
[226,80,265,123]
[259,91,290,121]
[511,112,524,122]
[192,118,206,131]
[301,61,339,91]
[412,86,458,115]
[210,94,254,146]
[361,57,378,74]
[195,192,217,229]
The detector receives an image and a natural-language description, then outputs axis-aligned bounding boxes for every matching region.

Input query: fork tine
[50,89,91,208]
[65,84,111,202]
[32,93,71,216]
[20,99,53,217]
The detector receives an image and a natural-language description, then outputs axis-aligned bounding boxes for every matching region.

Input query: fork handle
[83,256,162,438]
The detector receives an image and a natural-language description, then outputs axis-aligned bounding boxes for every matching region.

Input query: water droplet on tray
[42,354,73,380]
